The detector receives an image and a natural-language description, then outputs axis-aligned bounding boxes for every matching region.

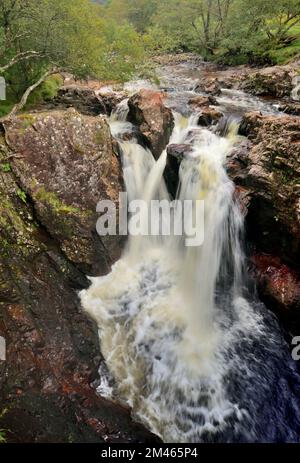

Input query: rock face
[0,111,157,443]
[192,62,299,100]
[251,254,300,331]
[233,112,300,266]
[227,112,300,328]
[278,101,300,116]
[128,90,174,159]
[3,109,124,275]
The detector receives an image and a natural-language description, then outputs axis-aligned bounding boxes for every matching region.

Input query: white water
[81,79,300,442]
[81,100,261,442]
[291,76,300,101]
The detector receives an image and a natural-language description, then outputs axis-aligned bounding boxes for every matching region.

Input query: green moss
[35,187,80,215]
[18,114,36,129]
[94,129,106,145]
[16,189,27,203]
[25,74,64,108]
[0,186,41,257]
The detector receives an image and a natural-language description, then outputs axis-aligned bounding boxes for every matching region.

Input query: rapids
[80,63,300,443]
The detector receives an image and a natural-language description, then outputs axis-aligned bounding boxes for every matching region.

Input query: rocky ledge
[0,109,157,442]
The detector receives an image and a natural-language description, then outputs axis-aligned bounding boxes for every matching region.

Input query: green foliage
[26,75,64,107]
[98,21,145,81]
[0,101,14,117]
[106,0,159,33]
[16,189,27,204]
[0,408,9,443]
[107,0,300,65]
[0,0,299,115]
[2,163,11,172]
[0,0,146,113]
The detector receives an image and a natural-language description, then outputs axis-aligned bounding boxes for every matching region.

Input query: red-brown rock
[251,254,300,330]
[128,90,174,159]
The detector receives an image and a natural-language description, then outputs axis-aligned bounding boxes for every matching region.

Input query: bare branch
[0,50,44,73]
[0,68,59,122]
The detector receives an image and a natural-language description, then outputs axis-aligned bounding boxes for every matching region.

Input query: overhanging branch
[0,50,44,73]
[0,67,59,123]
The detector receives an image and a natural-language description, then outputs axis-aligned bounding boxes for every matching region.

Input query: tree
[146,0,300,62]
[146,0,234,57]
[221,0,300,61]
[0,0,145,118]
[105,0,159,33]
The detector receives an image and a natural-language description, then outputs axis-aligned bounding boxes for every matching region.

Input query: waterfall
[80,99,300,443]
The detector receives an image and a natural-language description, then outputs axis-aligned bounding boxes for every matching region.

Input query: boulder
[128,90,174,159]
[97,91,127,115]
[167,143,194,161]
[197,107,223,126]
[188,95,217,108]
[195,78,221,95]
[240,66,295,98]
[3,109,124,275]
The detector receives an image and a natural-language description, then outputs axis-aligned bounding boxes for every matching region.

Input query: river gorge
[0,55,300,443]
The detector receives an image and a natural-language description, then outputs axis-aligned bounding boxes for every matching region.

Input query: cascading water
[81,85,300,443]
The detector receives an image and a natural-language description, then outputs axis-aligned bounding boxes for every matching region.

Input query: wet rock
[165,144,193,197]
[97,91,127,115]
[251,254,300,331]
[230,112,300,267]
[195,78,221,96]
[277,101,300,116]
[167,143,194,161]
[197,107,223,126]
[188,95,217,108]
[226,139,253,180]
[128,90,174,159]
[240,66,295,98]
[3,109,124,275]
